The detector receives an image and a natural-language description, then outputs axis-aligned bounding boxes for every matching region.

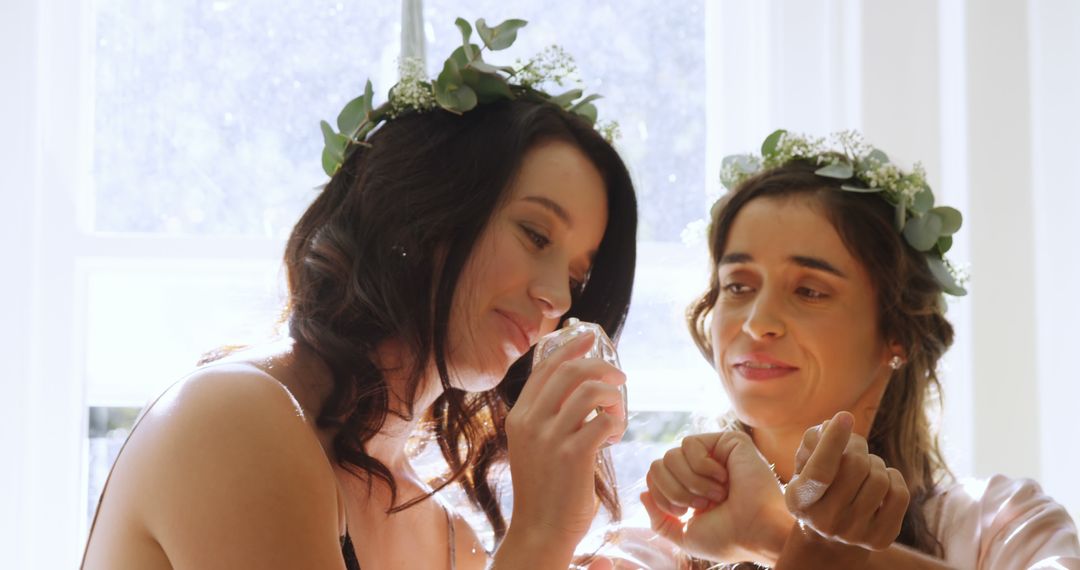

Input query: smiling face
[710,195,897,432]
[447,140,609,392]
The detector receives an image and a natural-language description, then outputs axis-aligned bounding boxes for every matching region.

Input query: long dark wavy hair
[282,99,637,541]
[688,161,953,557]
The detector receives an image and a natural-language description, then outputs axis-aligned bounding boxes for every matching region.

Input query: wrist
[493,524,578,570]
[755,507,796,566]
[774,522,871,570]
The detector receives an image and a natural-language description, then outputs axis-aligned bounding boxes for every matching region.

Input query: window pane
[87,406,140,525]
[83,261,286,405]
[93,0,400,236]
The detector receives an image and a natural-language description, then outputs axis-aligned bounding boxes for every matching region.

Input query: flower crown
[718,129,967,296]
[319,17,618,178]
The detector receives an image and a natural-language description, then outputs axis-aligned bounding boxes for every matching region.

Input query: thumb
[640,492,685,548]
[786,411,853,512]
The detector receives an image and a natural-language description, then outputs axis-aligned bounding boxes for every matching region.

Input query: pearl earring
[889,355,903,370]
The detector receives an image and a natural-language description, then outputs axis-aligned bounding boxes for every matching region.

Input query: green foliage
[317,15,617,181]
[815,162,854,179]
[476,18,528,51]
[715,129,968,296]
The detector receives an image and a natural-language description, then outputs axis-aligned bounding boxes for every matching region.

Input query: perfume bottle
[532,318,627,446]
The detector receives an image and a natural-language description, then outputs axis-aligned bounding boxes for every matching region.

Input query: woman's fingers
[531,358,625,420]
[572,403,625,452]
[663,447,727,506]
[786,411,853,513]
[515,331,596,407]
[867,468,910,549]
[646,461,692,517]
[555,379,626,434]
[640,491,685,547]
[793,424,821,476]
[844,455,891,545]
[682,436,728,485]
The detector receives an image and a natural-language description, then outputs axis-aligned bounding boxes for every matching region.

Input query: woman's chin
[734,403,809,432]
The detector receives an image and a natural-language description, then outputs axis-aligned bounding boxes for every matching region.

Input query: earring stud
[889,355,903,370]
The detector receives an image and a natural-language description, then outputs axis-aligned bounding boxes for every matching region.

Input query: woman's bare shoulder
[99,363,345,569]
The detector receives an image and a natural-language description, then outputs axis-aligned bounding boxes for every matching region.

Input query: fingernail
[708,489,726,503]
[836,412,853,429]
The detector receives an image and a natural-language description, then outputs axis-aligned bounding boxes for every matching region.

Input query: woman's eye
[722,282,752,296]
[796,286,828,300]
[522,226,550,249]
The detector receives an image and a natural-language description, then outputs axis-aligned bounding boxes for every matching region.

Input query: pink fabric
[926,474,1080,569]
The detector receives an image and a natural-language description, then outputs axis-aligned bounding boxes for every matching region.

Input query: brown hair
[283,99,637,541]
[688,160,953,556]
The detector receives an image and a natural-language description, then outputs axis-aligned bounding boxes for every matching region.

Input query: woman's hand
[785,411,910,551]
[641,431,793,566]
[499,332,627,562]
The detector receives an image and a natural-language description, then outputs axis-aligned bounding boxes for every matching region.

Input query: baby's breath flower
[597,120,621,143]
[388,57,436,118]
[515,45,580,88]
[681,218,708,247]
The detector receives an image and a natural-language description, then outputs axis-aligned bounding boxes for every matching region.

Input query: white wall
[1030,0,1080,528]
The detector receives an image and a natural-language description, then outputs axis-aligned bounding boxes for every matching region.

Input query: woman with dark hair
[82,20,636,569]
[641,131,1080,568]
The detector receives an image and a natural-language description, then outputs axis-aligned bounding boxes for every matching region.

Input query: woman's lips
[732,353,798,381]
[496,310,531,356]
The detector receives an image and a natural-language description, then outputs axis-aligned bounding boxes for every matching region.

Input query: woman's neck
[358,338,444,474]
[749,410,879,484]
[749,426,805,484]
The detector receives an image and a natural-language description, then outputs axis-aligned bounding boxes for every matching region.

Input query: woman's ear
[884,340,907,369]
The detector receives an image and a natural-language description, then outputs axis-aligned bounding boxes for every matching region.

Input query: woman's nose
[530,269,572,321]
[741,291,786,340]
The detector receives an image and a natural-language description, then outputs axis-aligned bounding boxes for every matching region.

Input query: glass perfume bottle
[532,318,627,446]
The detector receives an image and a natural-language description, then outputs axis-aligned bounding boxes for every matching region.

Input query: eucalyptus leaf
[903,212,944,252]
[931,206,962,235]
[450,44,484,68]
[840,184,883,193]
[437,57,464,89]
[461,68,513,103]
[434,84,477,113]
[911,187,934,213]
[815,162,854,179]
[320,120,347,159]
[363,79,374,112]
[549,88,584,108]
[894,201,906,232]
[434,81,477,113]
[336,93,369,135]
[468,59,515,75]
[455,18,475,60]
[867,148,889,164]
[572,102,598,124]
[761,129,786,156]
[927,255,967,296]
[937,235,953,255]
[476,18,528,51]
[321,147,339,177]
[569,93,603,112]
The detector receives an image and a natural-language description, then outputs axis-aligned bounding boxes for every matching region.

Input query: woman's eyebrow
[719,252,847,278]
[521,195,573,229]
[790,255,847,278]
